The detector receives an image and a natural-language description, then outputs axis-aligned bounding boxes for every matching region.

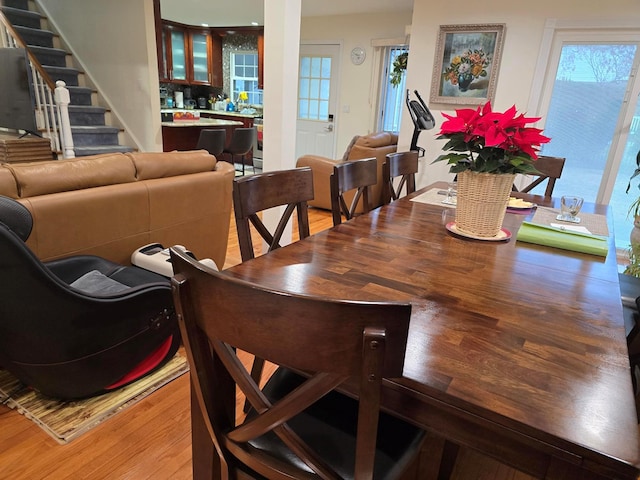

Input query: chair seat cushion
[247,368,425,479]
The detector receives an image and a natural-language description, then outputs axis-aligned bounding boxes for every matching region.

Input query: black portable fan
[406,89,435,157]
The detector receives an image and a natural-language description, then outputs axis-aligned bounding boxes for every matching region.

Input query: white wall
[36,0,162,151]
[301,11,412,156]
[403,0,640,188]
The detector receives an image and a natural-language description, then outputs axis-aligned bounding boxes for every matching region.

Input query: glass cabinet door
[159,28,169,81]
[170,29,187,81]
[191,32,210,84]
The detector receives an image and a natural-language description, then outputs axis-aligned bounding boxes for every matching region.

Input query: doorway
[295,43,340,160]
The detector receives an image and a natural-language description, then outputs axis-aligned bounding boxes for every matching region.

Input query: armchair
[296,131,398,210]
[0,196,180,399]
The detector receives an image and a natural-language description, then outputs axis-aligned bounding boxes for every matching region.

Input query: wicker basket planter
[455,170,516,237]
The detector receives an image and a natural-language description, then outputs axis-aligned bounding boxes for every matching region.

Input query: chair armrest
[296,155,340,171]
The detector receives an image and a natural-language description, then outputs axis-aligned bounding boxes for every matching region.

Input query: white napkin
[550,223,592,234]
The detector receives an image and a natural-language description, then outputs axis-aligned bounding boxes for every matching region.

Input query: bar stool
[223,127,256,175]
[196,129,226,158]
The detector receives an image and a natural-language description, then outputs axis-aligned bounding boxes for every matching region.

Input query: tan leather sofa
[296,132,398,210]
[0,150,234,269]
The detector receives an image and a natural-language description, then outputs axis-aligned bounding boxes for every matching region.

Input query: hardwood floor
[0,206,571,479]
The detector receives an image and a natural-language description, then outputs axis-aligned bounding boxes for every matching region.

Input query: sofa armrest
[296,155,341,210]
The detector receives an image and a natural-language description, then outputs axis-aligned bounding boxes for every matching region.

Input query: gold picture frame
[430,24,505,105]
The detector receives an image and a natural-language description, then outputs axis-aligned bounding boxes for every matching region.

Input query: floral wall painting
[430,24,505,105]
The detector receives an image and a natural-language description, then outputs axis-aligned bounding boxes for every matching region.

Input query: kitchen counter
[161,118,243,128]
[161,108,262,119]
[161,117,244,152]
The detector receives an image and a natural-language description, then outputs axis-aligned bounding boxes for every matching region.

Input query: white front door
[295,44,340,160]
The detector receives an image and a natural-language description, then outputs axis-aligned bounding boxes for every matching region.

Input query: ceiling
[160,0,414,27]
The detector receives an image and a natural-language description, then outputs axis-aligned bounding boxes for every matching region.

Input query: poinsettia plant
[434,102,551,174]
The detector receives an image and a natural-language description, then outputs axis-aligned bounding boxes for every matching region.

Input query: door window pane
[298,55,332,121]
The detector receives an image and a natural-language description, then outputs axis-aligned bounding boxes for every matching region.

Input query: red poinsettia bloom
[434,101,551,174]
[439,107,480,142]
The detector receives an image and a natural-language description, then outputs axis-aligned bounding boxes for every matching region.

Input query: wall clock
[350,47,366,65]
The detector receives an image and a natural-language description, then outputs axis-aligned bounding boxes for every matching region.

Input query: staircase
[0,0,133,156]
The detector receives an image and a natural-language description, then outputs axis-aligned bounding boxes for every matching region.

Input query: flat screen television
[0,48,38,135]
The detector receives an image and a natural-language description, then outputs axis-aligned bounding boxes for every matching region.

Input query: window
[298,55,332,121]
[378,46,408,133]
[231,52,262,105]
[534,33,640,252]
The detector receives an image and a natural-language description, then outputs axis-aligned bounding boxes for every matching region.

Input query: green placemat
[516,221,608,257]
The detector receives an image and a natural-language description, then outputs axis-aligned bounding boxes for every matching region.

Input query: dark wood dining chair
[196,129,226,158]
[232,166,315,410]
[232,166,314,262]
[330,157,377,226]
[170,247,426,480]
[223,127,256,176]
[383,150,419,203]
[513,155,565,197]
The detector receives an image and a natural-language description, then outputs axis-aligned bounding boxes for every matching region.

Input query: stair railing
[0,10,74,158]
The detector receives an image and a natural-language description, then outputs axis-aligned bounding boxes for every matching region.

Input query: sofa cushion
[21,183,150,264]
[0,166,19,198]
[129,150,216,180]
[354,132,397,149]
[7,153,137,198]
[348,143,397,161]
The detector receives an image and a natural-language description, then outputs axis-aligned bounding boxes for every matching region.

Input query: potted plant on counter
[434,101,551,238]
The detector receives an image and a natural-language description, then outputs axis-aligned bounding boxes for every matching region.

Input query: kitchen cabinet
[159,24,188,83]
[158,22,222,87]
[257,32,264,90]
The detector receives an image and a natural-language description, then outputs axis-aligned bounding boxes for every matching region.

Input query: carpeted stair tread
[43,65,81,86]
[29,45,68,68]
[0,5,42,29]
[12,25,55,48]
[2,0,29,10]
[68,106,108,126]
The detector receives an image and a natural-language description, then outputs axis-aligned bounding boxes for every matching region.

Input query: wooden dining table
[190,183,640,480]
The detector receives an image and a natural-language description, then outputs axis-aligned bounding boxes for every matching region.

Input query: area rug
[0,354,189,444]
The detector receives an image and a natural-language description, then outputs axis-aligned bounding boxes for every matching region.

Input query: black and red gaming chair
[0,195,179,399]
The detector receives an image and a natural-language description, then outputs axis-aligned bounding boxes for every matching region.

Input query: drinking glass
[442,181,457,205]
[558,195,584,223]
